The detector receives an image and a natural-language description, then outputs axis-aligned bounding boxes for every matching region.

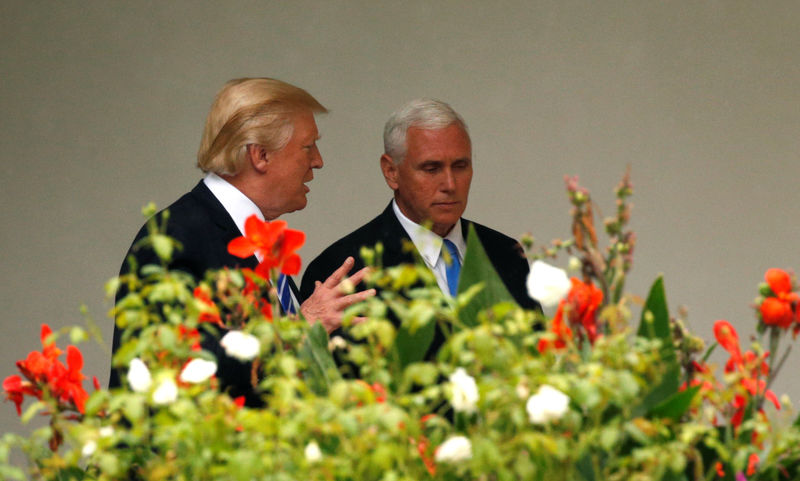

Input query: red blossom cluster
[411,414,438,476]
[3,324,92,416]
[228,215,305,279]
[241,269,274,320]
[714,320,780,429]
[758,268,799,331]
[538,278,603,353]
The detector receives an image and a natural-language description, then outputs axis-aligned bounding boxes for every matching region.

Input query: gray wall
[2,1,799,440]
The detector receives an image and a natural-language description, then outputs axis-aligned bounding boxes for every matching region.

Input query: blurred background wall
[2,0,799,442]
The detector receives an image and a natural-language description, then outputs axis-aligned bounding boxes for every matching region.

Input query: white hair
[382,98,468,163]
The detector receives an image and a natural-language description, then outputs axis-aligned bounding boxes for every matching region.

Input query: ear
[380,154,399,191]
[247,144,270,173]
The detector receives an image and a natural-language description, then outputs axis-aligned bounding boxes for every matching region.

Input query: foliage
[3,172,800,480]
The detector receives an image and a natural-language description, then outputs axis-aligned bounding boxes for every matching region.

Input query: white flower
[526,384,570,424]
[81,440,97,457]
[434,436,472,463]
[179,358,217,383]
[305,441,322,463]
[127,358,152,393]
[567,256,582,273]
[152,378,178,405]
[220,331,260,361]
[99,426,114,438]
[449,367,479,413]
[516,381,530,400]
[526,260,571,315]
[328,335,347,351]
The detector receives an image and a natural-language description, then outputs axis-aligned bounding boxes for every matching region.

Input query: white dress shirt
[203,173,299,310]
[391,199,466,296]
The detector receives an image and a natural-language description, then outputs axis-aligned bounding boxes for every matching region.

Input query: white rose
[434,436,472,463]
[449,367,479,413]
[305,441,322,463]
[179,358,217,383]
[99,426,114,438]
[328,335,347,351]
[526,384,570,424]
[81,440,97,457]
[127,358,152,393]
[220,331,260,361]
[152,378,178,405]
[526,261,571,315]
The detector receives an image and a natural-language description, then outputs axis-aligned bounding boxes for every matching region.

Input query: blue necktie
[442,239,461,296]
[277,273,296,314]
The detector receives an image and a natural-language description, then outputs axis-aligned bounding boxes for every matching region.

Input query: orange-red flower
[241,268,273,320]
[714,320,780,429]
[537,304,573,353]
[759,268,799,329]
[563,278,603,342]
[227,215,305,277]
[3,375,40,415]
[538,277,602,352]
[3,324,90,416]
[193,286,224,326]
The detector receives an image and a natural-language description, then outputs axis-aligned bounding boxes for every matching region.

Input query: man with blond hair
[111,78,374,403]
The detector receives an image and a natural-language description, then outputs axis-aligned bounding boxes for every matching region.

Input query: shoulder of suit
[464,219,519,246]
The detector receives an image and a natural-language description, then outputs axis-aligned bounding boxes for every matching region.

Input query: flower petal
[227,236,257,259]
[765,268,792,295]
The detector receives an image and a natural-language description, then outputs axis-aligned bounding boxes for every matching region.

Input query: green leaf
[635,364,681,418]
[634,277,681,416]
[637,276,675,364]
[394,318,435,367]
[575,453,597,481]
[298,322,341,395]
[649,385,700,420]
[152,234,174,262]
[457,224,517,328]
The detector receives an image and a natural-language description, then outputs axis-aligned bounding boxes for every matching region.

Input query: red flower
[760,268,799,329]
[540,277,602,353]
[3,375,40,415]
[228,216,305,277]
[747,453,759,476]
[193,286,224,326]
[3,324,89,416]
[537,302,573,353]
[714,320,780,429]
[563,278,603,342]
[242,269,274,320]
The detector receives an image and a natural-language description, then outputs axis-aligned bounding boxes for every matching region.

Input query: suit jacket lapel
[190,180,259,270]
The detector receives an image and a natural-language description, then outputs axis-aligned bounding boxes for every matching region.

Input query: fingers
[323,256,355,288]
[336,288,376,309]
[346,266,372,288]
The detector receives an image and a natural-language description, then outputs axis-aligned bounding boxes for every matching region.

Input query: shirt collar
[203,172,263,236]
[391,199,465,267]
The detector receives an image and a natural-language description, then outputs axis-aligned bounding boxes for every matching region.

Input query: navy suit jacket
[110,180,298,406]
[300,202,539,359]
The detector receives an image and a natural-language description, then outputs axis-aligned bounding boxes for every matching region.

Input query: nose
[310,146,323,169]
[440,168,456,192]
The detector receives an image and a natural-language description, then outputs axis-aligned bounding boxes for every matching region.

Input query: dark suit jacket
[110,180,297,406]
[300,202,538,359]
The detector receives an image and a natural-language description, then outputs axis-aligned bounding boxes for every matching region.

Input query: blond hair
[197,78,327,175]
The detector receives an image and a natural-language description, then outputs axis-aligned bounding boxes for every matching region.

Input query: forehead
[405,124,471,160]
[290,109,319,140]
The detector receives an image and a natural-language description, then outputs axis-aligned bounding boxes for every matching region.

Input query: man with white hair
[301,98,538,359]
